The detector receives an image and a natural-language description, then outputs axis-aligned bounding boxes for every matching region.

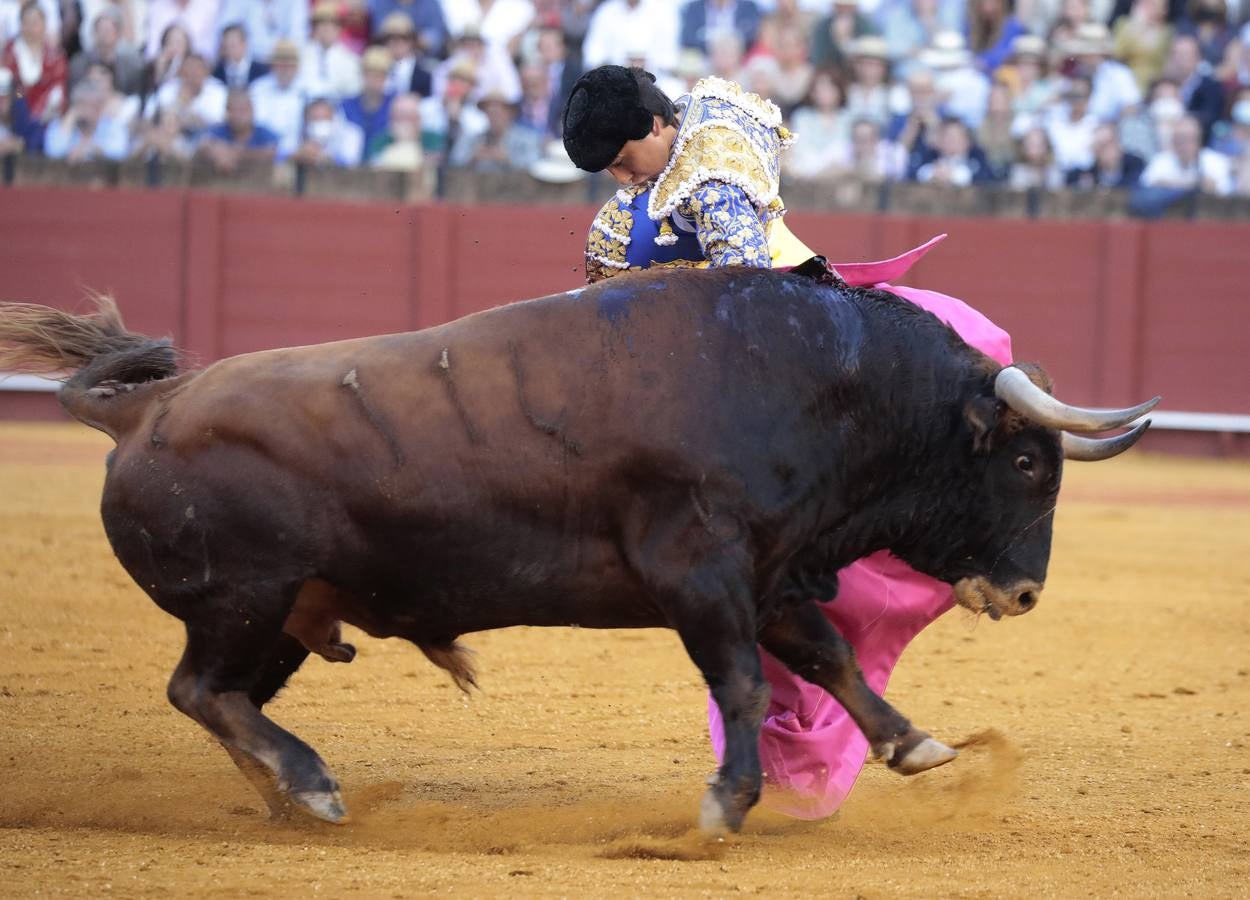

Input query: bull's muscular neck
[757,274,996,581]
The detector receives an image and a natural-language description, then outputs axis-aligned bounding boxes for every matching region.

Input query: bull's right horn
[995,366,1160,433]
[1062,420,1152,461]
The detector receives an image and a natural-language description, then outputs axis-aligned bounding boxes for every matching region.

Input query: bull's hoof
[290,789,351,824]
[891,737,959,776]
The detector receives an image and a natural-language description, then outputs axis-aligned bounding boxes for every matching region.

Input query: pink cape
[707,235,1013,819]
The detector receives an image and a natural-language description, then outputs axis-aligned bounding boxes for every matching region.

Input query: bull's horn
[1062,420,1152,461]
[995,366,1161,433]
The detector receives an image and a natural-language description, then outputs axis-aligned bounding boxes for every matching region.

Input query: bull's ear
[964,395,1003,454]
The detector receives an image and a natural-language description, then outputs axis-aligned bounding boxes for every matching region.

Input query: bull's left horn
[995,366,1160,433]
[1062,419,1152,461]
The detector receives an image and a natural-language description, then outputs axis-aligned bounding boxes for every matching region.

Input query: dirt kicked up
[1,422,1248,897]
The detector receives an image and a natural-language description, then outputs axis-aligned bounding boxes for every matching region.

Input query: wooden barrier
[0,186,1246,454]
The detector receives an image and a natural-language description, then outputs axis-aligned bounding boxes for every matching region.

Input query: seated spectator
[290,95,363,167]
[739,53,782,103]
[2,1,67,122]
[197,87,279,173]
[893,66,943,174]
[448,89,541,172]
[145,0,219,61]
[1140,112,1233,193]
[73,0,140,55]
[1067,23,1142,122]
[378,12,433,98]
[809,0,875,71]
[914,116,995,184]
[516,57,553,138]
[43,78,127,160]
[342,46,395,163]
[81,60,140,132]
[250,39,305,159]
[215,0,308,64]
[977,80,1016,177]
[69,7,142,96]
[368,0,448,58]
[371,91,424,172]
[844,116,907,181]
[920,31,991,127]
[679,0,763,56]
[1067,121,1146,187]
[770,23,814,114]
[213,22,269,90]
[529,23,581,139]
[301,2,362,102]
[432,24,521,104]
[1119,75,1181,159]
[875,0,963,78]
[442,0,533,58]
[707,30,744,82]
[139,23,190,109]
[582,0,680,76]
[0,66,29,153]
[1164,33,1224,141]
[142,52,226,140]
[1179,0,1234,67]
[844,36,896,129]
[0,0,61,51]
[748,0,817,63]
[419,57,486,163]
[1008,125,1064,189]
[1000,34,1059,122]
[1113,0,1172,91]
[1212,85,1250,157]
[785,67,852,178]
[968,0,1027,74]
[129,105,194,161]
[1045,74,1099,173]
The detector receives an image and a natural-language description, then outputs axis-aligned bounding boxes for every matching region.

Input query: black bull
[0,268,1157,833]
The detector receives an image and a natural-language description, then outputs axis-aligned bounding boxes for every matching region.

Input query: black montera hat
[562,65,655,172]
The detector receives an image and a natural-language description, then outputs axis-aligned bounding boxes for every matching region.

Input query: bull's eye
[1015,454,1034,474]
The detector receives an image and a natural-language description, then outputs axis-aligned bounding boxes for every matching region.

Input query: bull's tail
[0,295,179,439]
[420,641,479,694]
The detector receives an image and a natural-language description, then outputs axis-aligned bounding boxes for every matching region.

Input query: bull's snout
[952,578,1044,620]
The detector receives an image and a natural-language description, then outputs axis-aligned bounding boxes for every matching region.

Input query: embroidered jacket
[583,77,813,284]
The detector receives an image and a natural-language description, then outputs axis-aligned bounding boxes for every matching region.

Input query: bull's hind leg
[759,601,957,775]
[165,589,349,825]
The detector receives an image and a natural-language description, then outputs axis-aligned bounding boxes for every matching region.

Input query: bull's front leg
[758,601,957,775]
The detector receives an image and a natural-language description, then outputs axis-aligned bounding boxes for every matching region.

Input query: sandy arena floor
[0,422,1248,898]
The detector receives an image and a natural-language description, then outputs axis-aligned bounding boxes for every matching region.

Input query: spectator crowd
[3,0,1250,202]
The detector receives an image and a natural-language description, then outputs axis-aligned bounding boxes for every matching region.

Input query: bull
[0,268,1157,834]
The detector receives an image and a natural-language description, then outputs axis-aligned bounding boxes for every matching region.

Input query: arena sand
[1,422,1248,898]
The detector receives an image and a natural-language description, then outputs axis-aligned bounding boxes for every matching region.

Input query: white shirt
[582,0,680,76]
[1045,106,1099,172]
[1141,149,1233,196]
[439,0,534,50]
[143,75,228,129]
[216,0,308,63]
[934,65,990,129]
[1089,60,1142,124]
[250,73,306,157]
[145,0,221,61]
[300,42,362,101]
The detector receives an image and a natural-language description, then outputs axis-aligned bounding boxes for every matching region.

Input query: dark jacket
[213,59,270,90]
[1065,151,1146,190]
[680,0,763,52]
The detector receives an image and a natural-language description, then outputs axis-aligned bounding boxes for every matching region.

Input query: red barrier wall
[1,187,1247,437]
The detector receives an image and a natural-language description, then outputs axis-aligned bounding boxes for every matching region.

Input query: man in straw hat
[301,2,363,101]
[342,45,395,162]
[1065,22,1140,122]
[562,64,1014,820]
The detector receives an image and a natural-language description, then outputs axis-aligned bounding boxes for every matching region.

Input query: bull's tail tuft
[0,294,180,438]
[420,641,479,694]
